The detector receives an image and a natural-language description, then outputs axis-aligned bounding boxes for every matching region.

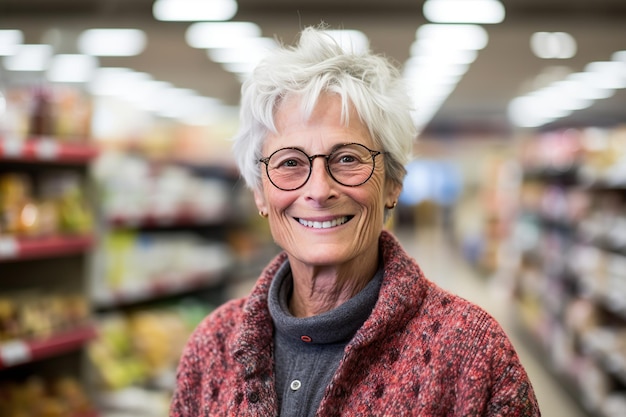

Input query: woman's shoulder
[195,296,248,331]
[183,296,249,349]
[419,279,508,339]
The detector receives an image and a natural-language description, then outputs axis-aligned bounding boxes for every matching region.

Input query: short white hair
[232,25,417,191]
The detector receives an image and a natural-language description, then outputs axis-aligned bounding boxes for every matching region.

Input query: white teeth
[298,216,349,229]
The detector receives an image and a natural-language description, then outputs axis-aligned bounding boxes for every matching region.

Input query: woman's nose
[304,157,336,198]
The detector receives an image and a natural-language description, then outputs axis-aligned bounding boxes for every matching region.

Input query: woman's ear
[253,188,268,216]
[385,180,403,208]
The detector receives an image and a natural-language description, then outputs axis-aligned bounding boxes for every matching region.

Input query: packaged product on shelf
[0,376,96,417]
[127,309,189,375]
[98,230,233,298]
[53,86,93,142]
[0,171,95,238]
[0,87,30,140]
[92,149,232,221]
[88,301,215,394]
[0,173,41,237]
[88,314,150,390]
[0,291,90,341]
[29,85,56,138]
[91,150,152,219]
[39,171,94,235]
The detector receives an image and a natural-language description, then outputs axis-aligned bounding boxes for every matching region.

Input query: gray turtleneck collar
[268,259,384,344]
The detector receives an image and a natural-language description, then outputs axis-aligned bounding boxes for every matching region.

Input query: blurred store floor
[395,225,588,417]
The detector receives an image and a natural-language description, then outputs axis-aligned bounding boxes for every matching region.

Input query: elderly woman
[170,26,540,416]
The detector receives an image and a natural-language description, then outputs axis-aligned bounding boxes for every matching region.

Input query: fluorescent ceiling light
[47,54,99,83]
[613,50,626,63]
[405,57,468,80]
[89,68,152,97]
[405,24,488,130]
[78,29,146,56]
[324,30,370,54]
[530,32,577,59]
[186,22,261,49]
[176,96,224,125]
[584,61,626,89]
[153,0,237,21]
[3,44,53,71]
[130,80,173,111]
[155,88,198,118]
[423,0,505,24]
[416,24,488,51]
[208,37,278,64]
[566,73,616,100]
[0,29,23,56]
[410,41,478,64]
[508,51,626,127]
[222,61,258,75]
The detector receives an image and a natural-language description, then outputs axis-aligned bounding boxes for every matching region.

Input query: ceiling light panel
[186,22,261,49]
[3,44,53,71]
[0,29,24,56]
[405,24,488,130]
[423,0,505,24]
[153,0,237,21]
[530,32,577,59]
[508,51,626,128]
[47,54,99,83]
[78,29,147,57]
[208,37,278,64]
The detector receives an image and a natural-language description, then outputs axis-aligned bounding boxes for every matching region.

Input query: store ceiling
[2,0,626,134]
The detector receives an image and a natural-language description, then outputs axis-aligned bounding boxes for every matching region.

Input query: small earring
[386,201,397,209]
[259,210,268,218]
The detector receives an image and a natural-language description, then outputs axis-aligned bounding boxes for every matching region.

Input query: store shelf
[500,127,626,417]
[107,209,230,229]
[0,137,98,164]
[93,270,226,309]
[0,325,97,369]
[0,234,94,262]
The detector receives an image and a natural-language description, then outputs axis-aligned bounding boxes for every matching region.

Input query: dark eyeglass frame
[258,142,385,191]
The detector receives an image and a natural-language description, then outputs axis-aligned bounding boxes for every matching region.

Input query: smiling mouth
[296,216,352,229]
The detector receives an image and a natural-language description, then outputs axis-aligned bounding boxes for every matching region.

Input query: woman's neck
[287,253,379,318]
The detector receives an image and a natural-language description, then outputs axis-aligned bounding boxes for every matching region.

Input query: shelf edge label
[0,340,31,366]
[0,136,25,158]
[34,138,59,160]
[0,237,19,258]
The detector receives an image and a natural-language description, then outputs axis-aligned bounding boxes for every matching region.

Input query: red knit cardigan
[170,230,540,416]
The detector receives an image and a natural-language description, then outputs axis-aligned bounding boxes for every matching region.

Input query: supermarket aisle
[394,225,588,417]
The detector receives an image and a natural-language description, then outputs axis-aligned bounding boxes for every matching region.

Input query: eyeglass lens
[264,143,378,190]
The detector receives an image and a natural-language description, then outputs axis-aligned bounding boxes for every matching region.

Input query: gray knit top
[268,260,384,417]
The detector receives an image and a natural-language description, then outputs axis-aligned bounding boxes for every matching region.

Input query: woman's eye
[284,159,299,167]
[276,158,303,168]
[333,153,359,164]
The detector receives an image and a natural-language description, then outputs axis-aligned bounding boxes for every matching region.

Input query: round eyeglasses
[258,143,385,191]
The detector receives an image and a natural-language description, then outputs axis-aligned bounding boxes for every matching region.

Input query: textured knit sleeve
[484,321,541,416]
[169,312,215,417]
[461,313,542,417]
[169,299,245,417]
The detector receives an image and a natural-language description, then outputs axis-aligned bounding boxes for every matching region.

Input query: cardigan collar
[233,230,427,365]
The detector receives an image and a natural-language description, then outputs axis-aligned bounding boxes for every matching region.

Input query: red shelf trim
[107,209,229,228]
[0,138,98,164]
[0,325,97,369]
[0,234,94,261]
